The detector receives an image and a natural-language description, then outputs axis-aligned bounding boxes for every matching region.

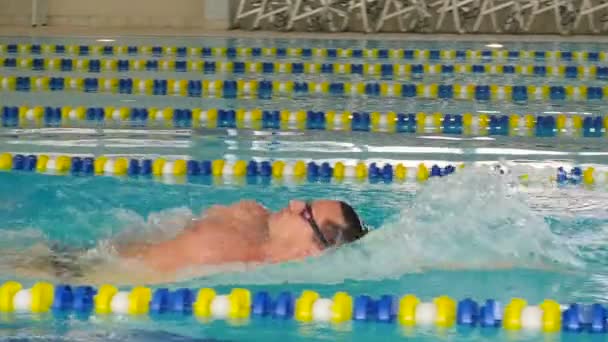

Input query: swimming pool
[0,35,608,341]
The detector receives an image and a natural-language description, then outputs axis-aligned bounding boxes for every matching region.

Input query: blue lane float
[0,152,606,187]
[2,105,607,139]
[1,281,606,334]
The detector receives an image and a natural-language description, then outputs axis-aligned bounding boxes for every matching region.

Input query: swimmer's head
[267,199,369,261]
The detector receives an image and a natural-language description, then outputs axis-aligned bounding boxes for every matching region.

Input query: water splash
[2,167,607,287]
[110,207,196,244]
[195,168,586,286]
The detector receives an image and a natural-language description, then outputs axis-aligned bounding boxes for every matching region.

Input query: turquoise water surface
[1,160,608,341]
[1,35,608,341]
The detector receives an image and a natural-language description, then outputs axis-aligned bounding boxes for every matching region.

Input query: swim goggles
[301,201,331,247]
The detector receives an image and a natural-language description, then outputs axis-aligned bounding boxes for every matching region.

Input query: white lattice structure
[233,0,294,30]
[516,0,577,34]
[574,0,608,33]
[374,0,432,32]
[229,0,608,34]
[472,0,520,32]
[286,0,352,31]
[254,0,295,29]
[430,0,481,33]
[348,0,382,32]
[233,0,264,28]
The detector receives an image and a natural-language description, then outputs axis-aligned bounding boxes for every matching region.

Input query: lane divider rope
[1,75,607,102]
[2,56,606,80]
[0,153,604,185]
[2,105,607,138]
[0,281,605,333]
[1,44,607,63]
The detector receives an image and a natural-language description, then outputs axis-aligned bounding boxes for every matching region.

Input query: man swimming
[116,199,368,272]
[16,199,368,284]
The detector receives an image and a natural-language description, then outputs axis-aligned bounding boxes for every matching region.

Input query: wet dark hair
[327,201,369,245]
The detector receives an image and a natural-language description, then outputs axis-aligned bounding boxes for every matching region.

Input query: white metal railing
[375,0,431,32]
[231,0,608,33]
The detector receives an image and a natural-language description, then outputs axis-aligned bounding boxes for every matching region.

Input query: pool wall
[0,0,231,30]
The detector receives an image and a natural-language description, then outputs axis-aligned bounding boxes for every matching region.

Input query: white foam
[3,167,607,287]
[196,168,584,286]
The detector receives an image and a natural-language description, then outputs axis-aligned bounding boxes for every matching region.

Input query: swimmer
[115,199,368,273]
[11,199,369,284]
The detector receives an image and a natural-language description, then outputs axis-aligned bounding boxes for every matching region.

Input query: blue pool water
[2,163,608,341]
[1,35,608,341]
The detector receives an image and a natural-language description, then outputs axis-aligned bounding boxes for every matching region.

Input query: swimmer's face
[268,200,345,257]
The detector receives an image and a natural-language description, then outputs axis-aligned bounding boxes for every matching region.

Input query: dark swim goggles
[300,201,331,247]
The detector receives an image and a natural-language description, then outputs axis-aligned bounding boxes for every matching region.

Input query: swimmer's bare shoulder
[201,201,269,241]
[115,215,265,274]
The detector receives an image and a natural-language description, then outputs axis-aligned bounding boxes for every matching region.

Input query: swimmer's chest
[188,219,266,263]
